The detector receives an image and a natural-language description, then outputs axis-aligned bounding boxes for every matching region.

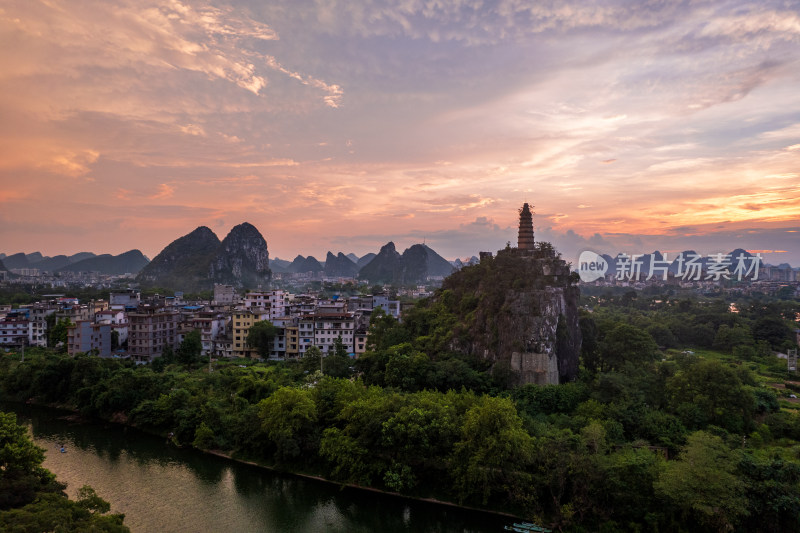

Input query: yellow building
[285,325,300,357]
[232,309,268,358]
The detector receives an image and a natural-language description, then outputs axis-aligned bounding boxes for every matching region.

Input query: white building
[313,312,355,354]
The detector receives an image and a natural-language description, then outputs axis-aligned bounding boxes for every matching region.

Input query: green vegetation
[246,320,278,358]
[0,287,798,532]
[0,411,129,531]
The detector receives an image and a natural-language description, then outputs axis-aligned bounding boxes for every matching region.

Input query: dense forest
[1,287,799,532]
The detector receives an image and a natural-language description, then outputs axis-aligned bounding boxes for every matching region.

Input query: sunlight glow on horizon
[0,0,798,264]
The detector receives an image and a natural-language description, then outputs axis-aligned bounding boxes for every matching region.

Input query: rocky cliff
[356,253,376,269]
[137,223,271,290]
[208,222,271,288]
[324,252,359,277]
[358,242,403,284]
[436,244,581,385]
[136,226,221,290]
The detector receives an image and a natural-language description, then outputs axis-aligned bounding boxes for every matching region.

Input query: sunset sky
[1,0,799,265]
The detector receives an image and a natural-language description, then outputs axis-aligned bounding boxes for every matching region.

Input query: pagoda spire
[518,203,535,251]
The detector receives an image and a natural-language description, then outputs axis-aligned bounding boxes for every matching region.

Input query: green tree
[301,345,322,373]
[713,324,754,353]
[257,387,317,460]
[192,421,215,449]
[752,316,793,351]
[0,412,128,531]
[366,308,410,352]
[48,318,72,350]
[598,324,659,371]
[322,337,353,378]
[76,485,111,514]
[177,329,202,365]
[383,343,430,391]
[452,396,534,505]
[247,320,278,358]
[666,359,755,433]
[578,311,599,372]
[0,412,48,509]
[738,452,800,532]
[655,431,747,532]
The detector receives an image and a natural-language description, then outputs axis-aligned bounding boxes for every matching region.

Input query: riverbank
[202,448,521,521]
[7,400,512,533]
[7,400,523,525]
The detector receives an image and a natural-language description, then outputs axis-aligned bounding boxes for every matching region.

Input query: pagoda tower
[518,203,535,251]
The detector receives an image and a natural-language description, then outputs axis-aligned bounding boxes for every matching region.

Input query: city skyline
[1,1,799,264]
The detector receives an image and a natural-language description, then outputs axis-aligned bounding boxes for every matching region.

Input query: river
[5,403,511,533]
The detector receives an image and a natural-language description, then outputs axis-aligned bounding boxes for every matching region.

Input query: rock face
[208,223,271,288]
[356,253,376,269]
[358,242,403,284]
[417,244,455,277]
[438,244,581,385]
[137,226,221,290]
[358,242,454,284]
[269,257,291,273]
[138,223,271,290]
[324,252,359,277]
[288,255,323,274]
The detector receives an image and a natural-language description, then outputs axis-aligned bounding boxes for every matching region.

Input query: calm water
[5,403,510,533]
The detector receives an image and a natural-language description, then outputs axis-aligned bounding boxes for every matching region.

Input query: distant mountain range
[58,250,149,275]
[2,226,465,288]
[357,242,454,284]
[0,250,148,275]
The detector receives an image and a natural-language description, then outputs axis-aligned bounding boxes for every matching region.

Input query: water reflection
[5,403,507,533]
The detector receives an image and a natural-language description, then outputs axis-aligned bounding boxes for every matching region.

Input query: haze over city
[1,0,798,264]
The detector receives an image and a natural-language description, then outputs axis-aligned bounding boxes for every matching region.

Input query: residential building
[127,305,179,362]
[110,289,140,309]
[231,309,269,358]
[67,320,112,357]
[213,284,236,304]
[95,309,129,345]
[285,324,300,358]
[298,315,315,355]
[354,329,369,356]
[313,312,355,354]
[0,310,31,348]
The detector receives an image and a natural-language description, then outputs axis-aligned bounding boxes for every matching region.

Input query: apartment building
[67,320,112,357]
[127,305,179,362]
[231,309,269,358]
[313,312,355,354]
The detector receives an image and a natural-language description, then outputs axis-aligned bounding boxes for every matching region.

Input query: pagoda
[518,203,535,251]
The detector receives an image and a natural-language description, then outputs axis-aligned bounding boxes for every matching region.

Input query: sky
[1,0,799,266]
